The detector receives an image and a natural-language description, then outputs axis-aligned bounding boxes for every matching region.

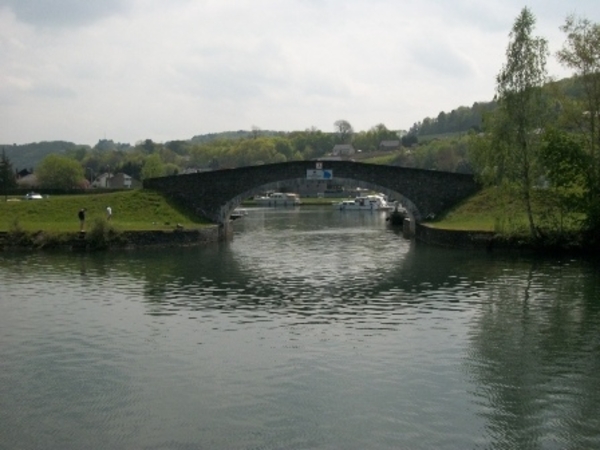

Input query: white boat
[332,194,393,211]
[230,208,248,220]
[254,192,301,207]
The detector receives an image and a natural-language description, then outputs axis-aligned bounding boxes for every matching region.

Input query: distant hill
[1,141,84,172]
[190,129,284,144]
[409,76,582,138]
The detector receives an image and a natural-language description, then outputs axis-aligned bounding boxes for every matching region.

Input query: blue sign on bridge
[306,169,333,180]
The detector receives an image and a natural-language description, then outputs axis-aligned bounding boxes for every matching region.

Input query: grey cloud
[443,1,511,33]
[30,83,77,99]
[410,39,473,79]
[0,0,130,27]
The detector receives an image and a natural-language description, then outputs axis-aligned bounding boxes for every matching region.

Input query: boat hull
[332,194,393,211]
[254,192,301,207]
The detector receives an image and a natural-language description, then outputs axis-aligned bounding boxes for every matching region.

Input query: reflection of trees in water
[465,260,600,449]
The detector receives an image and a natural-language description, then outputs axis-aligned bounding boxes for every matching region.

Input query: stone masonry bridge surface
[143,160,479,228]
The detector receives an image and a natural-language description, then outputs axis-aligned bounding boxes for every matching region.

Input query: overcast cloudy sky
[1,0,599,146]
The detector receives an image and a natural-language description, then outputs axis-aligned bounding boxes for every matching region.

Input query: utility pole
[2,147,8,202]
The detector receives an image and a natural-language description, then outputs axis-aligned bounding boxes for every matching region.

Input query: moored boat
[332,194,393,211]
[386,205,407,226]
[230,208,248,220]
[254,192,301,207]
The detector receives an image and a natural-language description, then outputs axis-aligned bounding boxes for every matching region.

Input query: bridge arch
[221,176,420,224]
[143,161,479,233]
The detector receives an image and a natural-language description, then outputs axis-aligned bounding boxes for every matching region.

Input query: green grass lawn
[429,187,582,234]
[427,189,500,231]
[0,190,211,232]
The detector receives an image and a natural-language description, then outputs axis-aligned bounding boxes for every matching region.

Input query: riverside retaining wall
[0,226,222,252]
[415,222,498,250]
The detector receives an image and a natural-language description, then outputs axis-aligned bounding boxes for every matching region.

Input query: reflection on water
[0,207,599,449]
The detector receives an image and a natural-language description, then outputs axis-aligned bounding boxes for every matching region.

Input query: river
[1,206,599,450]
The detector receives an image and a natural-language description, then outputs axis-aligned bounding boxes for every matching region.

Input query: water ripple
[1,209,599,449]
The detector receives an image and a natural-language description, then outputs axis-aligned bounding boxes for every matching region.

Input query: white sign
[306,169,333,180]
[315,162,323,169]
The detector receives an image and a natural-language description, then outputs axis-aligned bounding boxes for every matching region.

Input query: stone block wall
[144,161,480,224]
[415,222,497,250]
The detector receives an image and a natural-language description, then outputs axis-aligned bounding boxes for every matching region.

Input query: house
[108,172,134,189]
[92,172,112,188]
[331,144,356,156]
[379,140,401,151]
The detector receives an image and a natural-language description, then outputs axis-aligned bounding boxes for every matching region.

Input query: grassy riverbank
[430,188,589,243]
[0,190,210,232]
[1,187,591,252]
[426,189,505,231]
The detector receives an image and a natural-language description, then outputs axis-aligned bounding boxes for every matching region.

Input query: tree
[165,140,192,156]
[141,154,165,180]
[334,120,353,144]
[1,148,17,200]
[492,7,549,237]
[557,15,600,231]
[139,139,158,154]
[36,154,85,189]
[371,123,399,147]
[539,128,589,231]
[401,133,418,147]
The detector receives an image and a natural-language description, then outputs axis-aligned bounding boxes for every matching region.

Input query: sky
[1,0,599,147]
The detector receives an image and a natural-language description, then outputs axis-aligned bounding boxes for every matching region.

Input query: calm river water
[1,207,599,450]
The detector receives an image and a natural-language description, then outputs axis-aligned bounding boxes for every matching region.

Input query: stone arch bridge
[143,161,479,235]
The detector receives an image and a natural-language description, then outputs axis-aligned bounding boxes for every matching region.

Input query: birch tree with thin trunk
[494,7,549,238]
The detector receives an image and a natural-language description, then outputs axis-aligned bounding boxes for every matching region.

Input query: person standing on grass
[78,208,86,231]
[106,206,112,221]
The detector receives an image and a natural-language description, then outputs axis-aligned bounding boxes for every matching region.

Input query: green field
[0,190,210,232]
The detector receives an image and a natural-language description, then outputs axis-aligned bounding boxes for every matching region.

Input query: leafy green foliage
[409,102,497,137]
[141,154,165,180]
[541,128,589,190]
[36,154,85,189]
[0,149,17,192]
[352,124,399,152]
[1,141,87,172]
[475,7,549,238]
[86,217,126,250]
[557,15,600,234]
[432,186,585,240]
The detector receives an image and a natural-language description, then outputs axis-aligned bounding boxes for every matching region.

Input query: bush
[8,218,34,247]
[86,217,125,250]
